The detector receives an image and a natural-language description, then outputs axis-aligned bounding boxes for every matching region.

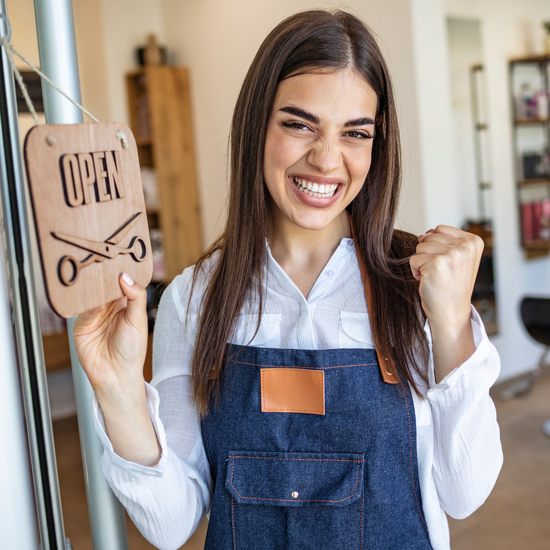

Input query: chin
[289,209,340,232]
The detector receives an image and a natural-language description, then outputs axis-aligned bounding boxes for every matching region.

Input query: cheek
[349,149,373,182]
[264,132,304,176]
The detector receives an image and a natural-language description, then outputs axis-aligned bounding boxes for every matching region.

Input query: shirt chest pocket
[225,450,365,550]
[338,311,374,349]
[230,313,282,348]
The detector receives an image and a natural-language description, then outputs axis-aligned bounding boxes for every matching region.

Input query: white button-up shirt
[94,238,503,550]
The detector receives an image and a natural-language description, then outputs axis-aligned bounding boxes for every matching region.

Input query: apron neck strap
[348,214,399,385]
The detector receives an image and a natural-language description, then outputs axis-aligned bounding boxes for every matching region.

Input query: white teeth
[292,177,338,198]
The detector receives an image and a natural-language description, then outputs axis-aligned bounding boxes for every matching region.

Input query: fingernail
[122,272,134,286]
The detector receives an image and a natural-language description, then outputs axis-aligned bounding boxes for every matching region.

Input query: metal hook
[0,13,12,44]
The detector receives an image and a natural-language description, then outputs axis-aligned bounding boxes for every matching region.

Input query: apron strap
[349,216,399,385]
[355,254,399,384]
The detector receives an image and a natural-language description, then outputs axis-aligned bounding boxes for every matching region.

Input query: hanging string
[1,37,100,124]
[0,15,131,148]
[0,14,99,125]
[1,36,40,124]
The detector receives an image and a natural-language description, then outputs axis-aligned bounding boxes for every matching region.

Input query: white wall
[409,0,462,230]
[447,0,550,379]
[158,0,428,245]
[447,17,485,222]
[98,0,165,125]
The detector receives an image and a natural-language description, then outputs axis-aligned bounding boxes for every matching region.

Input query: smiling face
[263,67,378,235]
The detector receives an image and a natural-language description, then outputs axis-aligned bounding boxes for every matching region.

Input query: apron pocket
[226,450,365,550]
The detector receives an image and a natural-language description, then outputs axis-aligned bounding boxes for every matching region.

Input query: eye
[282,121,311,131]
[344,130,373,140]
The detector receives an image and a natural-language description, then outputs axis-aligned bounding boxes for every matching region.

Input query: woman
[75,10,502,550]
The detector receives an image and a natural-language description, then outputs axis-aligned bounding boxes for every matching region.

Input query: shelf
[510,54,550,64]
[523,239,550,250]
[514,118,550,125]
[518,178,550,187]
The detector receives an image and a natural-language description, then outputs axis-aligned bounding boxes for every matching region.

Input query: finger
[418,228,435,243]
[409,256,421,281]
[415,240,454,256]
[420,231,456,244]
[433,225,466,237]
[119,273,148,330]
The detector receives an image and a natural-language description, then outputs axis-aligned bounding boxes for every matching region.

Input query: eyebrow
[279,106,375,127]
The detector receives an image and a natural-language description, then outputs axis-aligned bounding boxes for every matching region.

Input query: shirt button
[348,239,354,246]
[326,270,334,277]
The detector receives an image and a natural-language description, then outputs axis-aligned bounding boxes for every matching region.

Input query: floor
[53,374,550,550]
[448,373,550,550]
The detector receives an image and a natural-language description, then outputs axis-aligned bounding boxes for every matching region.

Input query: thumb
[120,273,148,329]
[409,254,422,282]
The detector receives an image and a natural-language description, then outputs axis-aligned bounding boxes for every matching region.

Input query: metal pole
[32,1,129,549]
[0,136,39,550]
[0,2,66,549]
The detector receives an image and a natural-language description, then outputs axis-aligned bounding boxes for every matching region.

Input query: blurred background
[5,0,550,548]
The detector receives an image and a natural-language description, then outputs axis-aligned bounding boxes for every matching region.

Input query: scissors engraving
[52,212,147,286]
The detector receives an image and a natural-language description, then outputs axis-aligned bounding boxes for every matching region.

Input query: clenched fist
[410,225,484,381]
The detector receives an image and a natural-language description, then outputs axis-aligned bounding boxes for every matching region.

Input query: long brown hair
[190,10,428,414]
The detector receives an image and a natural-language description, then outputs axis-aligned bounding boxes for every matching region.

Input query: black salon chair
[520,297,550,438]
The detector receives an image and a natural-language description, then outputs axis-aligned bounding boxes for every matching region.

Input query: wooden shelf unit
[126,65,203,280]
[509,55,550,257]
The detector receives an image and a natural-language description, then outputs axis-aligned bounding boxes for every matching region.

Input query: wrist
[427,304,472,339]
[428,305,475,383]
[95,378,148,417]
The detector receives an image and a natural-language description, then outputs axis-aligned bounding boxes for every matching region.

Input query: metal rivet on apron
[291,491,299,499]
[386,371,393,376]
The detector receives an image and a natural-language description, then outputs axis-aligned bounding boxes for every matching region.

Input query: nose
[306,138,342,174]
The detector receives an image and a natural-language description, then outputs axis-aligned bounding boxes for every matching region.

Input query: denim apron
[201,261,433,549]
[201,346,433,550]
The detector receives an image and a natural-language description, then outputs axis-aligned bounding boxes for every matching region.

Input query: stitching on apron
[227,359,377,370]
[229,454,362,503]
[360,489,363,550]
[231,493,237,550]
[201,420,214,470]
[229,455,363,463]
[400,385,430,535]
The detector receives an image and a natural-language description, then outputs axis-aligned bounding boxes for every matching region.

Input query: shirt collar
[266,238,355,305]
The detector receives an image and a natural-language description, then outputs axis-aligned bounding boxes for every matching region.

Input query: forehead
[273,68,378,117]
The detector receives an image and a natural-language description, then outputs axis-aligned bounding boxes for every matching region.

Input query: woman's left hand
[410,225,484,381]
[410,225,484,325]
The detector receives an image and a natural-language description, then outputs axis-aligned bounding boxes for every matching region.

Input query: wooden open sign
[24,122,153,318]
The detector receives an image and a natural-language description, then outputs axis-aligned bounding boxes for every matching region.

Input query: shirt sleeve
[92,268,212,550]
[425,305,503,519]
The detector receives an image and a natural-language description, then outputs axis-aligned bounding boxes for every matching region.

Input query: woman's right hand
[74,273,161,466]
[74,272,148,406]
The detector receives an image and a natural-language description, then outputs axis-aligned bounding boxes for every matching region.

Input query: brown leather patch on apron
[261,369,325,415]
